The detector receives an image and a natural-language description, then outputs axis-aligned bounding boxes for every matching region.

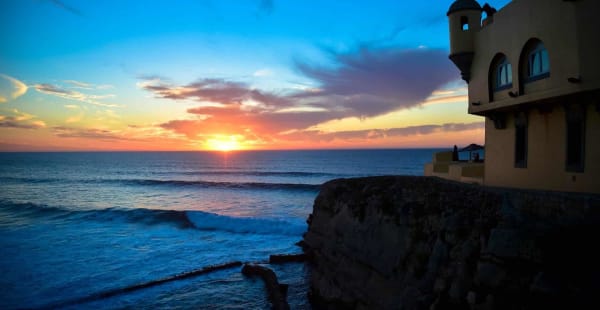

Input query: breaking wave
[0,201,306,236]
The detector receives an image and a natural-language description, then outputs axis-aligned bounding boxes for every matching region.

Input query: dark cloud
[140,78,290,107]
[0,116,45,129]
[52,126,129,141]
[282,122,485,142]
[49,0,83,16]
[295,47,456,117]
[35,83,73,96]
[143,46,460,140]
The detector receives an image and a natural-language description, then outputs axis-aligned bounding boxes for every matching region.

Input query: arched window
[518,39,550,94]
[488,53,512,102]
[527,42,550,79]
[495,57,513,90]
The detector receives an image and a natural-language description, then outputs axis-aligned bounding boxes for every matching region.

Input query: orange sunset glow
[0,1,494,151]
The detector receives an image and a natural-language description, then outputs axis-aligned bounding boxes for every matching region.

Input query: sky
[0,0,511,151]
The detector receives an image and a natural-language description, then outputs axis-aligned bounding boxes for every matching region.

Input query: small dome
[447,0,482,16]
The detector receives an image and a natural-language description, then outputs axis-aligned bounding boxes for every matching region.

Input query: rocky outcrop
[242,263,290,310]
[303,176,600,309]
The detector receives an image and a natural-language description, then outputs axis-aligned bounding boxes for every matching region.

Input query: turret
[447,0,482,82]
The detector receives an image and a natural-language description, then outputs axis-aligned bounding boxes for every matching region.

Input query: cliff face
[303,176,600,309]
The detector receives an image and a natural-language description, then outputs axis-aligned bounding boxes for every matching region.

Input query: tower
[447,0,482,82]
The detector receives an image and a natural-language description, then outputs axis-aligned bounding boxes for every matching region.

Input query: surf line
[36,261,243,310]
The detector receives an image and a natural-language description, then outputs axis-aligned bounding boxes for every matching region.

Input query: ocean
[0,149,438,309]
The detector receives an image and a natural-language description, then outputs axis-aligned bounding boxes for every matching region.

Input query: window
[514,112,528,168]
[518,39,551,93]
[489,53,512,102]
[495,58,513,90]
[565,105,586,172]
[461,16,469,31]
[527,42,550,80]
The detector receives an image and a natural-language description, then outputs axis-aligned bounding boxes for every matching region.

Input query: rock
[466,291,476,305]
[302,176,600,309]
[269,253,307,264]
[241,264,290,310]
[530,272,563,294]
[475,262,506,288]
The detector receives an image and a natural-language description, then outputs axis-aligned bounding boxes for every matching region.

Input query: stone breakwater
[302,176,600,309]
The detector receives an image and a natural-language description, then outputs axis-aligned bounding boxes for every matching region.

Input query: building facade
[447,0,600,193]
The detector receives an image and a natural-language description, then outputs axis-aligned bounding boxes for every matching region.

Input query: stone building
[442,0,600,193]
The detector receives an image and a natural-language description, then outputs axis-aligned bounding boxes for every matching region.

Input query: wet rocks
[242,263,290,310]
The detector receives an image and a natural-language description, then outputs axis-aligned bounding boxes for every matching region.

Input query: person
[473,152,480,162]
[452,145,459,161]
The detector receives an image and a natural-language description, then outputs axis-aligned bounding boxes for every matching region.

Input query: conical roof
[447,0,482,16]
[459,143,484,152]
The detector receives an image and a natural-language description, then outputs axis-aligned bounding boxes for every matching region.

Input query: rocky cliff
[303,176,600,309]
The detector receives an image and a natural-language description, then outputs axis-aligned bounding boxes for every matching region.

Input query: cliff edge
[303,176,600,309]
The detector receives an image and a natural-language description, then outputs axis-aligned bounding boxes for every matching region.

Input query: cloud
[294,47,457,117]
[64,80,114,90]
[0,110,46,129]
[143,46,460,144]
[138,77,290,107]
[34,83,119,107]
[0,74,28,103]
[421,86,468,106]
[253,68,274,77]
[281,122,485,142]
[0,117,45,129]
[52,126,128,141]
[49,125,189,148]
[159,103,338,140]
[48,0,83,16]
[64,80,92,89]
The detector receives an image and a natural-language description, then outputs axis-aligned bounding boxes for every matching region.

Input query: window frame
[526,42,550,82]
[495,58,513,91]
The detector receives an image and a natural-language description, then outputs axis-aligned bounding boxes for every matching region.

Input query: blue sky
[0,0,511,151]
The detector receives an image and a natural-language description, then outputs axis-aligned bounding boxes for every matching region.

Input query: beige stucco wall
[448,9,482,55]
[576,1,600,87]
[484,103,600,193]
[466,0,600,115]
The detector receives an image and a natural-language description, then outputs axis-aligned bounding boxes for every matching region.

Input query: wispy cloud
[138,77,290,107]
[0,74,28,103]
[421,86,468,106]
[281,122,485,142]
[0,109,46,129]
[64,80,92,89]
[34,83,119,108]
[64,105,84,123]
[64,80,114,90]
[253,68,274,77]
[52,126,128,141]
[48,0,83,16]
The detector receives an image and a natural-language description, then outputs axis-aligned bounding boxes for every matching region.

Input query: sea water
[0,149,439,309]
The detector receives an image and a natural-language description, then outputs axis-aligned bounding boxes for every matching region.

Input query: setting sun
[206,135,242,152]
